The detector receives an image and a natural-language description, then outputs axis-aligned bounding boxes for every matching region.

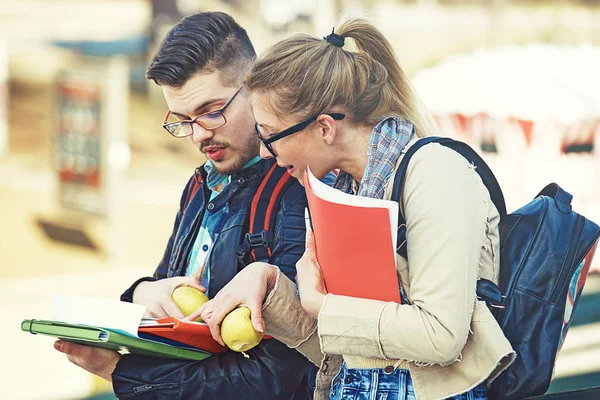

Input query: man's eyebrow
[171,98,227,119]
[170,111,189,119]
[193,98,227,115]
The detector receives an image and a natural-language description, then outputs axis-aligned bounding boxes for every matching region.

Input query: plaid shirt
[334,117,414,198]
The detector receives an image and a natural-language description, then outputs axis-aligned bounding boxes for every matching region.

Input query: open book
[303,166,401,303]
[21,294,226,359]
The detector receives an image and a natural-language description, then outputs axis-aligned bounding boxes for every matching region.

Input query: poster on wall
[54,57,128,217]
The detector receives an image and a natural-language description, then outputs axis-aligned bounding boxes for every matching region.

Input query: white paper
[51,293,147,337]
[306,166,399,260]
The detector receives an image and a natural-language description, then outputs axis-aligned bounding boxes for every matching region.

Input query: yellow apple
[171,286,209,322]
[221,307,264,353]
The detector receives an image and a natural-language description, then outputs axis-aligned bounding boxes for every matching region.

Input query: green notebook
[21,319,211,361]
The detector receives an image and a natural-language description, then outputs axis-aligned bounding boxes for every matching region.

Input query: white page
[307,167,398,260]
[51,294,147,337]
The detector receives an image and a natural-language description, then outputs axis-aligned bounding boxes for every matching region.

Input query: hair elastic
[323,28,345,48]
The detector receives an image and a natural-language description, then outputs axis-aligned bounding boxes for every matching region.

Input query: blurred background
[1,0,599,398]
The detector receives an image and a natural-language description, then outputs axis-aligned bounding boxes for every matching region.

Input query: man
[54,12,316,399]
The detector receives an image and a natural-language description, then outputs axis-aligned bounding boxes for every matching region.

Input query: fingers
[54,340,68,353]
[304,228,315,253]
[204,299,238,346]
[160,299,186,319]
[201,301,225,345]
[186,301,208,322]
[185,301,225,345]
[55,340,91,365]
[55,340,83,356]
[248,303,265,333]
[54,340,121,381]
[207,320,223,346]
[179,276,206,292]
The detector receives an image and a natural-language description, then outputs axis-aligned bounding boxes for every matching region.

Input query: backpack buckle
[245,230,269,248]
[476,279,505,309]
[396,224,408,259]
[243,230,271,263]
[236,230,270,267]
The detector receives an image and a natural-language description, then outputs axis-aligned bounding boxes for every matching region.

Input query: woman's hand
[296,229,328,318]
[188,262,278,345]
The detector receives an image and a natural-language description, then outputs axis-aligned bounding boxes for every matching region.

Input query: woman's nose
[259,143,274,159]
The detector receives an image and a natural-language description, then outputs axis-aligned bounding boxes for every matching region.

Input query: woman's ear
[317,114,337,145]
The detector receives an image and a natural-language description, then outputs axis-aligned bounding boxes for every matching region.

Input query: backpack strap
[240,163,293,263]
[536,182,573,213]
[391,137,507,260]
[183,167,203,213]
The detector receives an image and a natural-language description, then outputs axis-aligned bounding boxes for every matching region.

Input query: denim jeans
[329,364,488,400]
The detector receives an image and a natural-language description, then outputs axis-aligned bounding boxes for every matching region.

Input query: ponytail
[247,17,437,138]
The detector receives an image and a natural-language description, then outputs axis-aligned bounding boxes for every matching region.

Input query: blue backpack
[392,137,600,400]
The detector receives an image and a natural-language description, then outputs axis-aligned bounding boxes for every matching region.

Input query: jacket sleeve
[111,337,312,400]
[317,144,491,364]
[120,176,195,302]
[261,269,324,366]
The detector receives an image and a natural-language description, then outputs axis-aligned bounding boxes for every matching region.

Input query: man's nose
[191,123,214,144]
[259,143,274,159]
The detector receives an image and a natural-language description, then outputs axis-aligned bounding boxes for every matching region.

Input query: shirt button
[344,376,353,384]
[384,365,395,374]
[207,203,215,210]
[202,244,209,252]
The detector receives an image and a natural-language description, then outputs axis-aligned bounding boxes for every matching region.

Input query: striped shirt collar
[203,155,262,194]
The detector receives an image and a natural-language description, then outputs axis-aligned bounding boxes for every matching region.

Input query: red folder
[139,317,272,353]
[304,167,401,303]
[139,317,228,353]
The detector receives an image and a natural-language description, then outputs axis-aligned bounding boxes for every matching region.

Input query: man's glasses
[162,83,245,138]
[255,113,345,157]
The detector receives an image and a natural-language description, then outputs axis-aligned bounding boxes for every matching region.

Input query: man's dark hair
[147,12,256,88]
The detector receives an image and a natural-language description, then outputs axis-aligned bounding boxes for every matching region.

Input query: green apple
[171,286,209,322]
[221,307,264,353]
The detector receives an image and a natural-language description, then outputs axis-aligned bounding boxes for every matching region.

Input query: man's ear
[317,114,337,145]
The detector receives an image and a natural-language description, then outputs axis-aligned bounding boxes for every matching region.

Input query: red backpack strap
[244,163,293,262]
[183,167,203,213]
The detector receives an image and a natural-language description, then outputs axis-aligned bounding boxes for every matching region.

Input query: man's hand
[54,340,120,382]
[188,262,278,346]
[133,276,205,319]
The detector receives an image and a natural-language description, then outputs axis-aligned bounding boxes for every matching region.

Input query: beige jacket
[261,141,516,400]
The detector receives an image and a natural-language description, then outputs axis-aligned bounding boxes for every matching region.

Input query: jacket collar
[194,157,276,189]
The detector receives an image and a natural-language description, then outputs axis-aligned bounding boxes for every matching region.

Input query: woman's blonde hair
[247,18,437,137]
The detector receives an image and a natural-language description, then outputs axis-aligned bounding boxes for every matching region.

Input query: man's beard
[200,140,260,175]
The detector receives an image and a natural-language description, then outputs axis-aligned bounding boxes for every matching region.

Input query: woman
[193,18,515,400]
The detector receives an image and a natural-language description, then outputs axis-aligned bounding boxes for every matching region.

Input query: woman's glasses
[162,83,245,138]
[255,113,345,157]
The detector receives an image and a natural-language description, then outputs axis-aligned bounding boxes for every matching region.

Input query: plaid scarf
[334,117,415,198]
